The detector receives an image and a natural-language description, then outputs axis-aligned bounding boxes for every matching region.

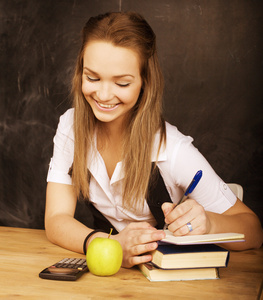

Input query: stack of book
[139,231,245,282]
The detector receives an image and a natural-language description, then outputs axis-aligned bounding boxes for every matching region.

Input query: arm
[162,128,262,250]
[162,198,263,250]
[45,182,165,267]
[207,198,263,250]
[45,182,105,253]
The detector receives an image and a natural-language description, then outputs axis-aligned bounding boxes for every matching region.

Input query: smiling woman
[45,11,262,270]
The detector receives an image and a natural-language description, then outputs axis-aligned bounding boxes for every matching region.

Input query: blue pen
[163,170,203,230]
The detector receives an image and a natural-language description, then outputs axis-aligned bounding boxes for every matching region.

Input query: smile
[98,103,116,108]
[95,100,120,111]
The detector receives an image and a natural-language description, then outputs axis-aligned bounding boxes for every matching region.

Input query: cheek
[82,80,93,96]
[129,86,142,104]
[120,82,142,103]
[119,89,139,105]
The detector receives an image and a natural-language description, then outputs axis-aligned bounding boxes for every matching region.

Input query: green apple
[86,232,123,276]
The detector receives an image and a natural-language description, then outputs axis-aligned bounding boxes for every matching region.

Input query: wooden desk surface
[0,226,262,299]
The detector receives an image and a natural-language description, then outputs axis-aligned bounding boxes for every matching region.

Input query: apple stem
[108,228,113,239]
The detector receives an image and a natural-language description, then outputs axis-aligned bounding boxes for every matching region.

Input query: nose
[96,82,114,101]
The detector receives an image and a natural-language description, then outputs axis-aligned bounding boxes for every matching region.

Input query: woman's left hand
[162,199,212,235]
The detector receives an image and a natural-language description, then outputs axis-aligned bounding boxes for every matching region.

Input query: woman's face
[82,41,142,127]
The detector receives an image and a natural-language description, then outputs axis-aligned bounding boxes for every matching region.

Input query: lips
[98,102,117,109]
[95,100,120,111]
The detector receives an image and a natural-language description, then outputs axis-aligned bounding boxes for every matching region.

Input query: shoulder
[164,121,194,150]
[153,122,194,169]
[56,108,74,139]
[58,108,74,126]
[153,122,194,161]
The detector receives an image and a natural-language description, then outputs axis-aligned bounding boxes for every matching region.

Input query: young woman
[45,12,262,269]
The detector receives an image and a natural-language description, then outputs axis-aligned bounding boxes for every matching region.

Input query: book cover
[150,243,229,269]
[139,263,219,282]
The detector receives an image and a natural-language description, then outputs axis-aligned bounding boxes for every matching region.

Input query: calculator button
[55,263,63,267]
[47,258,87,274]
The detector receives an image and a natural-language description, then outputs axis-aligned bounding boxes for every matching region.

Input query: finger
[167,198,203,225]
[122,241,159,268]
[128,221,156,230]
[164,200,192,225]
[131,241,158,256]
[133,229,165,246]
[125,241,160,268]
[168,208,195,232]
[124,253,153,268]
[186,213,208,235]
[171,211,208,236]
[167,216,196,236]
[161,202,175,217]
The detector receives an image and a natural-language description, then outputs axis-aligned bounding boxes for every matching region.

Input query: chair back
[227,183,243,201]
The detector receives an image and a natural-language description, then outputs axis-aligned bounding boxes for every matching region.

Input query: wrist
[110,233,123,247]
[206,211,216,234]
[83,230,107,254]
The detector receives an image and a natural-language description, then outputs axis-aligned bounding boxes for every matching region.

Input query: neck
[96,119,126,178]
[98,116,127,140]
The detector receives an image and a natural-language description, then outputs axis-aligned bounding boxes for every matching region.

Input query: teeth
[98,102,117,108]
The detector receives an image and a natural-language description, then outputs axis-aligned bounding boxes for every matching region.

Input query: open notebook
[160,230,245,245]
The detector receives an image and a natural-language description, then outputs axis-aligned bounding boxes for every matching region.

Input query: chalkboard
[0,0,262,228]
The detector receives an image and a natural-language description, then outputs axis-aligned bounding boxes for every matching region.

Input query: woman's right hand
[112,222,165,268]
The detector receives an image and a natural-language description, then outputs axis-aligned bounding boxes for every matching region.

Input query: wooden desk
[0,227,262,299]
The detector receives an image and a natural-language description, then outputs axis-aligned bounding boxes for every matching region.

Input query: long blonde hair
[71,12,166,211]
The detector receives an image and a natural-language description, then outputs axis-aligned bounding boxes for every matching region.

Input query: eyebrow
[83,67,135,79]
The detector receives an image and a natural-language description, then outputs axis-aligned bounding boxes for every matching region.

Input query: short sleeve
[159,123,237,214]
[173,141,237,213]
[46,109,75,185]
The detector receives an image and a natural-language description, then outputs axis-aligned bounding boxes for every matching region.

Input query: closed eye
[86,76,99,82]
[116,83,131,87]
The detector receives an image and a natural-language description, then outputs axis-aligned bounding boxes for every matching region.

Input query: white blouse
[47,108,237,232]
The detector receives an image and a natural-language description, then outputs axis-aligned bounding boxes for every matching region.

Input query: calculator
[39,258,88,281]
